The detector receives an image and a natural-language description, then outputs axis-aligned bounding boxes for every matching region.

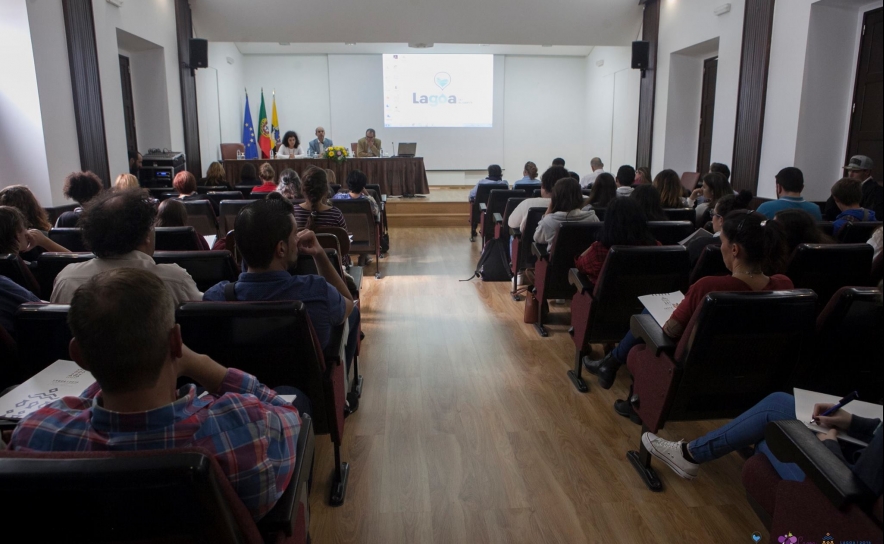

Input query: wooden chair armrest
[568,268,592,293]
[531,243,549,260]
[630,314,676,356]
[258,415,314,535]
[493,213,504,224]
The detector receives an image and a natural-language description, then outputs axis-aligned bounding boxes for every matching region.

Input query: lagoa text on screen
[412,93,457,105]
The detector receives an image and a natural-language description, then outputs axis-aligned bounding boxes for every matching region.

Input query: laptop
[397,142,417,158]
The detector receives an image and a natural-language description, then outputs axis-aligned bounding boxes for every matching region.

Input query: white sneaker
[641,432,699,480]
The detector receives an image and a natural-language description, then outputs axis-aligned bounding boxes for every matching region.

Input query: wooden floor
[309,227,769,544]
[386,188,471,228]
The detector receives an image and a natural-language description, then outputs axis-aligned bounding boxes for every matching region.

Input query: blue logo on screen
[434,72,451,90]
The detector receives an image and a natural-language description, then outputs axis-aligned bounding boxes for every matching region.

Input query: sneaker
[641,432,699,480]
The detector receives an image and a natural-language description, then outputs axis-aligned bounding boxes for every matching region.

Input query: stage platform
[385,187,470,227]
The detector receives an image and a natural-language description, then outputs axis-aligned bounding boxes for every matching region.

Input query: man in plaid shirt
[9,268,303,521]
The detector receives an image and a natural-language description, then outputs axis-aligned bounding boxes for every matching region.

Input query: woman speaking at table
[276,131,304,158]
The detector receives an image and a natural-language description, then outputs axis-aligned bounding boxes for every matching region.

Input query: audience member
[869,226,883,260]
[642,392,882,496]
[250,163,278,194]
[575,197,659,285]
[773,208,834,255]
[615,169,634,198]
[584,172,617,210]
[51,190,201,304]
[552,158,566,168]
[56,171,104,228]
[325,169,337,194]
[709,162,730,183]
[580,158,605,189]
[617,165,637,188]
[468,164,509,201]
[0,275,40,337]
[172,171,203,202]
[128,150,142,177]
[204,198,359,367]
[508,166,567,232]
[113,173,140,191]
[332,169,380,219]
[238,163,259,186]
[630,184,667,221]
[684,191,752,267]
[0,185,52,232]
[534,177,599,246]
[756,167,822,220]
[202,161,230,187]
[825,155,882,220]
[276,169,302,201]
[276,131,303,158]
[689,172,731,223]
[0,206,69,261]
[513,162,540,191]
[156,199,210,250]
[634,167,652,186]
[294,167,348,231]
[654,169,690,208]
[569,171,581,182]
[829,177,877,235]
[584,211,791,410]
[10,267,306,520]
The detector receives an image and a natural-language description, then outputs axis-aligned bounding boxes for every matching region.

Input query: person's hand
[296,229,323,257]
[817,427,839,442]
[24,229,47,252]
[690,188,704,200]
[812,403,852,430]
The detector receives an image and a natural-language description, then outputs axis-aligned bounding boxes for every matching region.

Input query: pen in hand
[810,391,859,425]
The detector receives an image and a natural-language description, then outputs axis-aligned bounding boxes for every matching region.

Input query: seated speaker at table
[356,129,382,158]
[276,131,304,158]
[308,126,333,155]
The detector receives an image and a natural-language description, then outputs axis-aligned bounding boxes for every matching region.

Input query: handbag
[523,288,539,323]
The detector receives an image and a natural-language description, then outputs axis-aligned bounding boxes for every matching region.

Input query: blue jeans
[345,306,360,374]
[688,392,805,482]
[610,309,650,363]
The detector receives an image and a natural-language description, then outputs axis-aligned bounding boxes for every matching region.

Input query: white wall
[584,47,640,173]
[0,0,53,205]
[196,42,244,166]
[125,44,173,151]
[654,0,744,176]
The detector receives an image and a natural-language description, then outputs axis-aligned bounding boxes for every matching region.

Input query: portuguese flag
[258,89,272,158]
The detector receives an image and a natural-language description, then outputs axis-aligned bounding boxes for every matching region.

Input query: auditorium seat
[219,200,253,233]
[662,208,696,223]
[155,226,202,251]
[0,420,315,544]
[182,200,220,238]
[624,289,817,490]
[837,221,883,244]
[689,243,729,284]
[14,302,72,379]
[220,142,244,160]
[365,184,388,250]
[481,189,526,247]
[331,199,381,279]
[510,207,546,300]
[152,250,238,292]
[177,300,351,506]
[48,228,87,252]
[568,246,689,391]
[591,207,606,221]
[530,223,602,337]
[43,204,77,226]
[493,197,528,249]
[202,190,244,216]
[741,420,883,539]
[34,252,94,296]
[147,187,176,200]
[785,243,873,310]
[679,171,701,193]
[315,226,351,258]
[470,184,502,241]
[790,286,883,401]
[0,323,19,391]
[0,254,41,298]
[816,221,835,238]
[647,221,695,245]
[873,253,883,285]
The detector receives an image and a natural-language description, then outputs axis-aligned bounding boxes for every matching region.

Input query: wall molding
[636,0,660,169]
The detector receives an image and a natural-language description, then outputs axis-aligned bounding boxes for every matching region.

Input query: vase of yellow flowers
[325,146,349,164]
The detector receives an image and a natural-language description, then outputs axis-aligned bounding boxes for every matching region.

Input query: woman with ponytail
[294,167,348,231]
[584,210,793,420]
[685,190,753,267]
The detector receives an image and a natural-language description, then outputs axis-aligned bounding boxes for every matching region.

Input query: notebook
[638,291,686,328]
[794,388,884,447]
[0,360,96,421]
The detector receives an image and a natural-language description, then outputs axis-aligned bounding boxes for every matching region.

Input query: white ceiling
[191,0,643,48]
[233,42,597,56]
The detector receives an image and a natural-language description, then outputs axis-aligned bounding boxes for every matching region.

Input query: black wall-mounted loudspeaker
[189,38,208,69]
[632,41,650,70]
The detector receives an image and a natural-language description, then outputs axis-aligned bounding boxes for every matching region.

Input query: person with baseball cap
[824,155,882,220]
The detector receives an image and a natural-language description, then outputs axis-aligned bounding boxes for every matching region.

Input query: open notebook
[638,291,686,328]
[794,388,884,447]
[0,360,95,421]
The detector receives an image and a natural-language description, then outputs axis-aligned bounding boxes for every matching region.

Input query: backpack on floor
[475,238,513,282]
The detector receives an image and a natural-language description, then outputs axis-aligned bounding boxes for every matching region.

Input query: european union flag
[242,92,258,159]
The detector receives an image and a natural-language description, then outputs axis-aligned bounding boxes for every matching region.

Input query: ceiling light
[541,45,553,48]
[345,42,356,46]
[408,43,434,49]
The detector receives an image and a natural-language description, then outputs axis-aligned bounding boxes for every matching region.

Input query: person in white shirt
[509,166,569,232]
[276,131,304,158]
[51,190,202,304]
[615,170,634,198]
[580,157,605,189]
[534,177,599,246]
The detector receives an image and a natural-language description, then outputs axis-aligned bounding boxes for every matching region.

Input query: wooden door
[846,8,883,182]
[697,56,718,174]
[118,54,138,154]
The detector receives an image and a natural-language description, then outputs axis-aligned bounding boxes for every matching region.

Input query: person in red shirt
[583,210,792,422]
[250,163,278,194]
[575,197,660,286]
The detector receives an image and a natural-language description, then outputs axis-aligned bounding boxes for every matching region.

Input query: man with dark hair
[468,164,509,240]
[552,158,566,168]
[50,189,201,304]
[709,162,730,182]
[616,165,636,188]
[580,157,605,189]
[830,177,877,235]
[508,165,570,232]
[56,171,104,228]
[756,167,822,220]
[356,128,382,157]
[10,268,304,521]
[128,150,142,177]
[203,198,358,365]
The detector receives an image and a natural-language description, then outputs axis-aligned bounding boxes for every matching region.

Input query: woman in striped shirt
[294,167,348,232]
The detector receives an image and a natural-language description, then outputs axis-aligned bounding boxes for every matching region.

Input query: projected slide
[383,54,493,128]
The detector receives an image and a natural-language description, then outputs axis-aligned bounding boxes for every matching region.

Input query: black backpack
[469,238,513,282]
